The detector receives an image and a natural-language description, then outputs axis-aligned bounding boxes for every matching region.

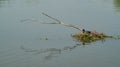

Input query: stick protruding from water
[42,12,82,31]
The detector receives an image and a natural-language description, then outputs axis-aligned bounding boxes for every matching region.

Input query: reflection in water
[21,44,83,60]
[20,35,119,60]
[26,0,40,4]
[0,0,9,7]
[21,35,120,60]
[21,46,61,60]
[0,0,40,7]
[113,0,120,12]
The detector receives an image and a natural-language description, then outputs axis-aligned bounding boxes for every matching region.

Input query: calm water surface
[0,0,120,67]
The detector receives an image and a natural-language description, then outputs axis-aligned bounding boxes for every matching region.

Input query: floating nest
[72,31,113,43]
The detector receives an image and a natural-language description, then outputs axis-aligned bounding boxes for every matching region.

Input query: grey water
[0,0,120,67]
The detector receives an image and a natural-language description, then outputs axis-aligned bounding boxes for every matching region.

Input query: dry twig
[42,13,82,31]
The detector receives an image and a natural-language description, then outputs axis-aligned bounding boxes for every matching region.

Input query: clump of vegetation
[72,31,112,43]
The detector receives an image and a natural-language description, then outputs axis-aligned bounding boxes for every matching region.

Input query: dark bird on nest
[82,29,91,34]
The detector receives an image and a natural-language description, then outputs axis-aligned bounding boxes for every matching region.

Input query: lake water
[0,0,120,67]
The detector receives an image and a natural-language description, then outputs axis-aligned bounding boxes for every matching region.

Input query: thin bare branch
[42,12,62,24]
[20,13,82,31]
[42,13,82,31]
[20,19,42,23]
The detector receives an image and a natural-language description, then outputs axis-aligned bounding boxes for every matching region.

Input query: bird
[82,29,91,34]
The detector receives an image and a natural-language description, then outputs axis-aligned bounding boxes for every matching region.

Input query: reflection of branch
[35,48,61,54]
[20,46,38,52]
[21,43,83,60]
[21,45,61,54]
[21,45,61,60]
